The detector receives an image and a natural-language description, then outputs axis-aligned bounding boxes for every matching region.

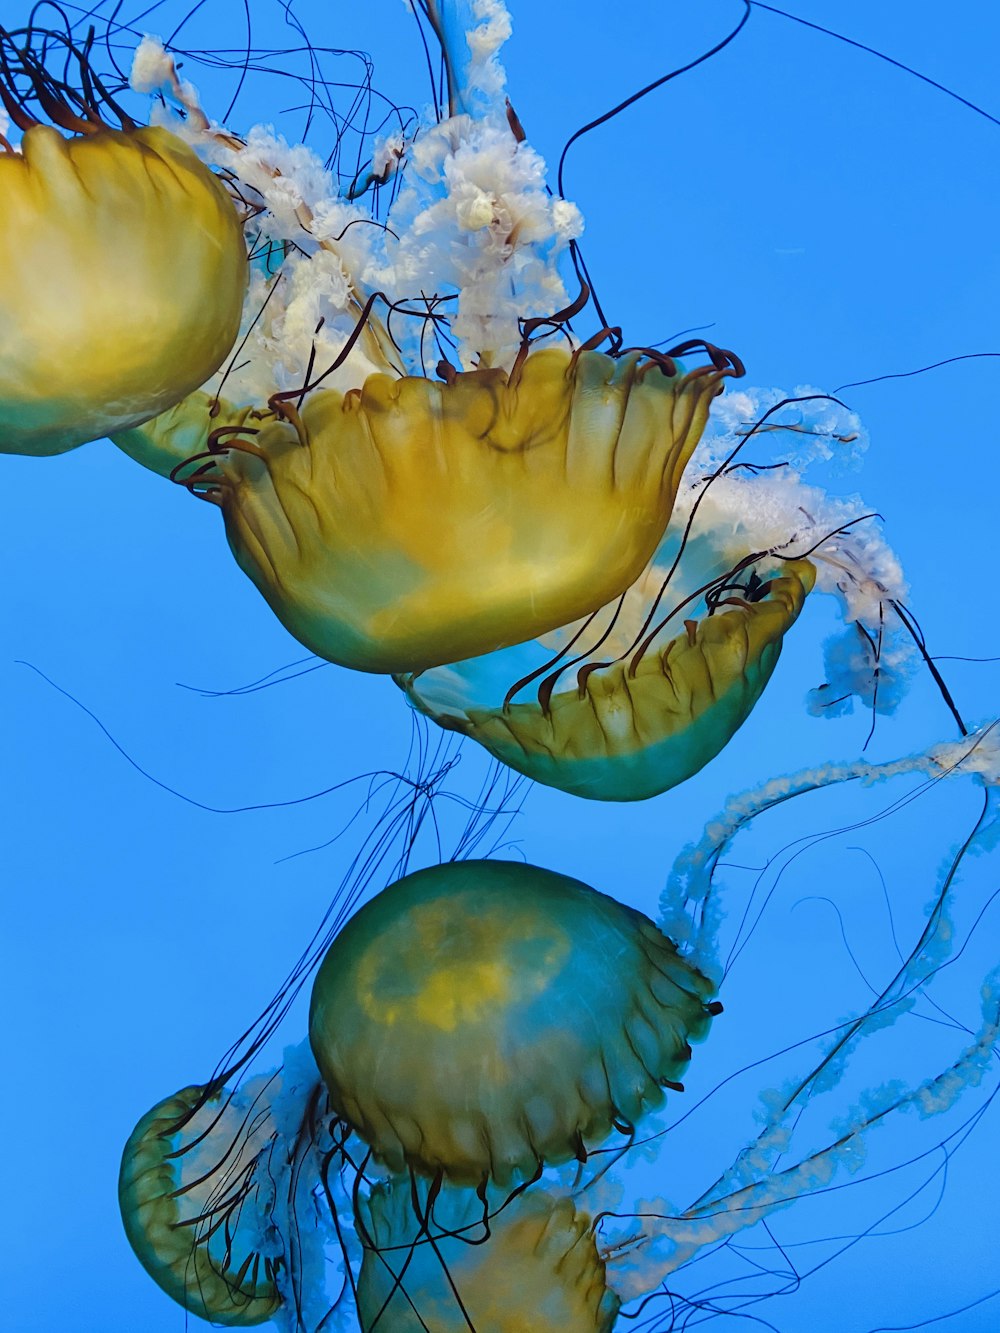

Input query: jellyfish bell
[118,1042,333,1327]
[356,1179,620,1332]
[395,489,819,804]
[0,29,247,457]
[118,1084,283,1326]
[177,344,738,675]
[399,549,815,802]
[308,858,718,1187]
[0,119,247,456]
[124,37,743,676]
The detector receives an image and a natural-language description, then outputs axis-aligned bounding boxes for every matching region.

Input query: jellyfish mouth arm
[662,721,1000,972]
[129,10,589,382]
[422,0,514,118]
[617,734,1000,1306]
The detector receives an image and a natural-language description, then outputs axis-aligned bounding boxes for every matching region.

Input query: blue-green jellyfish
[118,1045,333,1327]
[308,859,719,1186]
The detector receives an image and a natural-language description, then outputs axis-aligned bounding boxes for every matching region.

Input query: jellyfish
[356,1179,620,1332]
[399,558,813,801]
[119,1042,335,1328]
[119,1083,283,1326]
[113,721,1000,1333]
[308,858,718,1187]
[0,25,247,457]
[188,347,739,674]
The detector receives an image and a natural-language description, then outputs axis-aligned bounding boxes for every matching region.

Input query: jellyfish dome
[309,859,718,1186]
[356,1179,620,1332]
[0,30,247,457]
[199,347,735,674]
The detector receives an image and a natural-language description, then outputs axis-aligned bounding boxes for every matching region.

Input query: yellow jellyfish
[398,507,815,801]
[178,346,738,674]
[0,49,247,456]
[357,1181,620,1332]
[309,859,718,1186]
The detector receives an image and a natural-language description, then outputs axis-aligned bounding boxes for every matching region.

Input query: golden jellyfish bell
[423,563,814,801]
[0,90,247,455]
[356,1181,621,1333]
[186,345,740,674]
[308,859,717,1187]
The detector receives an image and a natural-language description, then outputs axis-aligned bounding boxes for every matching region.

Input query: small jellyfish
[356,1179,620,1332]
[118,1044,333,1328]
[0,27,246,457]
[118,1084,283,1326]
[308,858,718,1186]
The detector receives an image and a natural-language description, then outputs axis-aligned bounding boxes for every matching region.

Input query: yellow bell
[187,347,736,674]
[0,123,247,455]
[119,1084,281,1326]
[112,390,254,479]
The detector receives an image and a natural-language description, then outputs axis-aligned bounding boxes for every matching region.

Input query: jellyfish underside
[309,859,717,1187]
[399,528,815,801]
